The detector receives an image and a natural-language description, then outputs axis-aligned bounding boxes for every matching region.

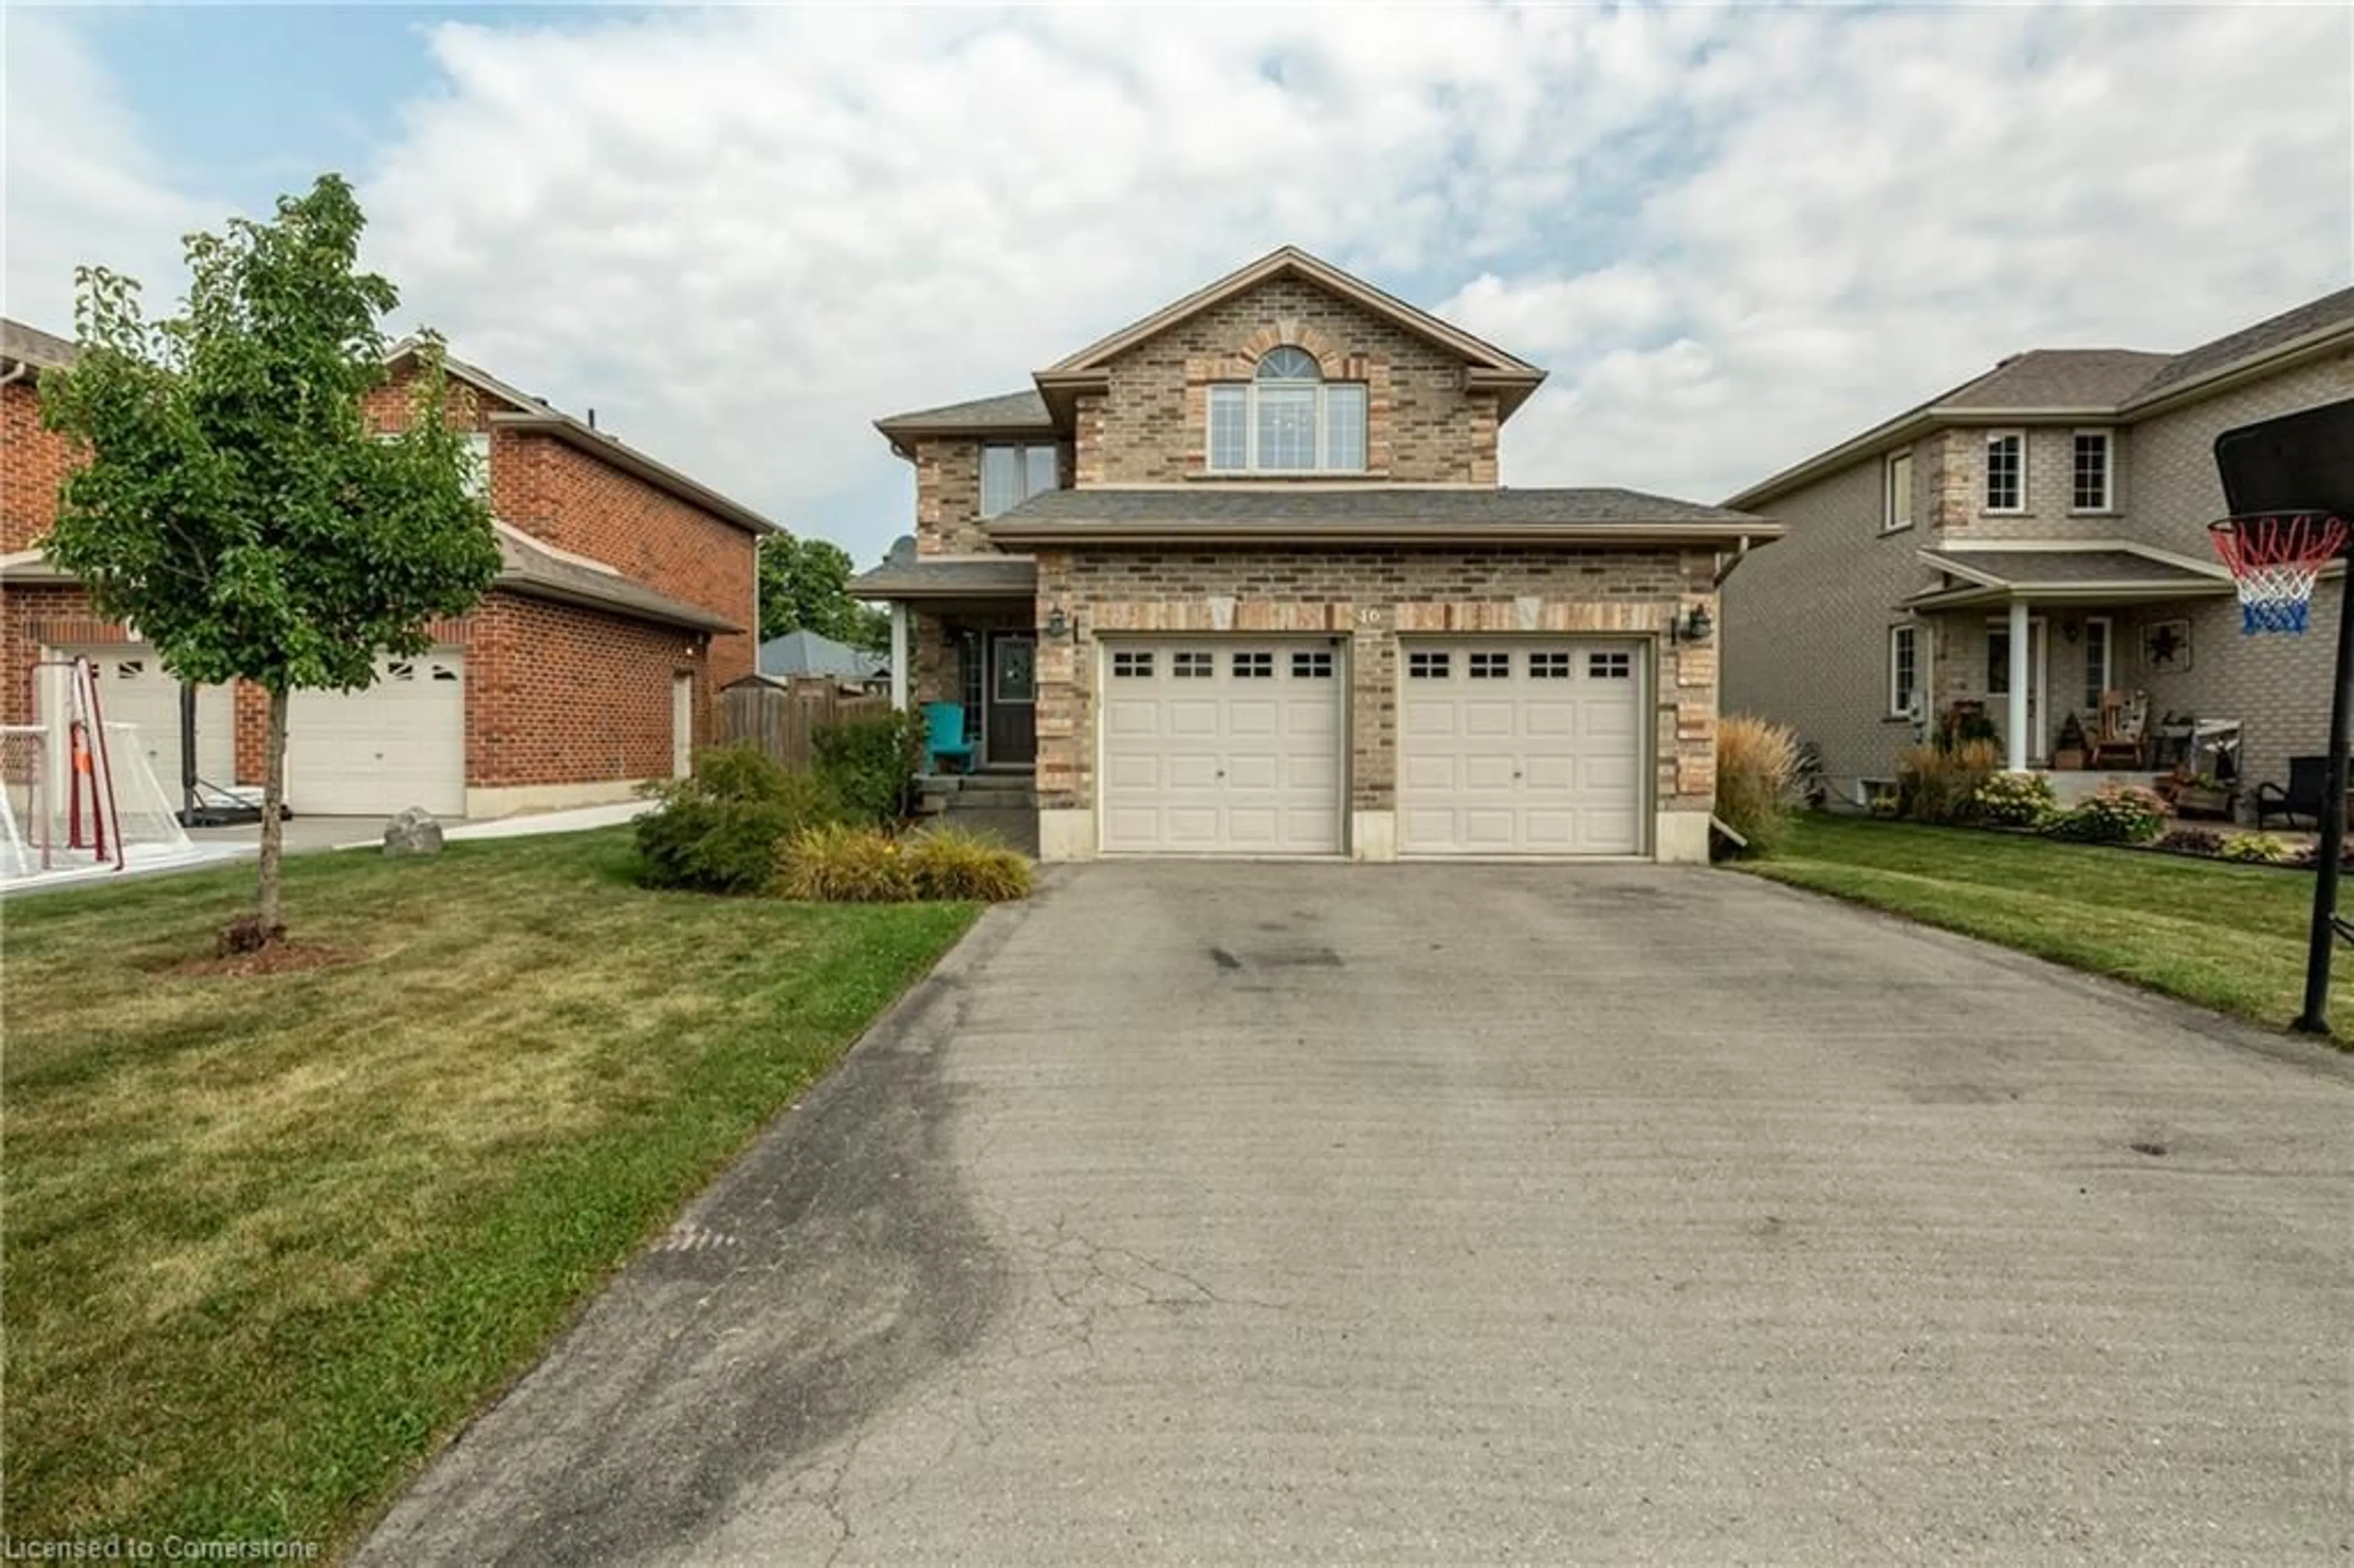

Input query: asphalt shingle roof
[848,556,1040,598]
[0,318,77,371]
[989,487,1762,528]
[1940,350,2174,410]
[875,389,1053,431]
[2133,286,2354,402]
[1931,549,2215,586]
[496,526,741,633]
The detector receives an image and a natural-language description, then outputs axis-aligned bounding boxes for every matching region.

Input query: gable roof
[1034,246,1548,421]
[1726,283,2354,511]
[387,338,781,537]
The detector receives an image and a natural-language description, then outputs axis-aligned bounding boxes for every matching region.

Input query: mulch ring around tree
[164,942,364,979]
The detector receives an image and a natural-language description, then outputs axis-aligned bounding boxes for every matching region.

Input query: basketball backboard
[2214,395,2354,516]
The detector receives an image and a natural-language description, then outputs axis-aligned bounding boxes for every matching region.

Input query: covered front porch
[850,550,1040,851]
[1904,541,2239,775]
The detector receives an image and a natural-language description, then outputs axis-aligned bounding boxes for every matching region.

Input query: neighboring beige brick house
[852,248,1777,863]
[1721,286,2354,810]
[1,321,774,820]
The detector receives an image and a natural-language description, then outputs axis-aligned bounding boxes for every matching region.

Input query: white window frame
[1983,430,2027,514]
[1882,448,1914,533]
[1887,623,1920,719]
[1205,356,1369,475]
[2070,428,2115,513]
[2081,615,2113,713]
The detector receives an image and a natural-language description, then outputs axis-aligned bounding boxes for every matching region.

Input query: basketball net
[2209,512,2351,634]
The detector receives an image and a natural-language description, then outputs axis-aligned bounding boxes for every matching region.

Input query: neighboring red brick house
[1,319,772,818]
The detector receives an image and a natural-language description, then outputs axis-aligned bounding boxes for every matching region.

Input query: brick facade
[1,357,756,812]
[1034,546,1720,838]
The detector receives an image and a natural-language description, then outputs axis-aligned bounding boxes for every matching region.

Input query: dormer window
[1206,348,1368,473]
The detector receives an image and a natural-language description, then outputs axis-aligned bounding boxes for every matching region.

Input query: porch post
[888,601,910,714]
[2006,597,2030,772]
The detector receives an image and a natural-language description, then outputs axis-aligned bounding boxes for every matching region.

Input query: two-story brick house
[1,319,772,818]
[1721,286,2354,810]
[853,247,1778,862]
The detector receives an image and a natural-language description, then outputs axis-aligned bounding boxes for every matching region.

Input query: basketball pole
[2295,557,2354,1035]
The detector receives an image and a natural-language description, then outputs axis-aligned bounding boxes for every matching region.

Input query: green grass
[1735,815,2351,1038]
[1,829,976,1551]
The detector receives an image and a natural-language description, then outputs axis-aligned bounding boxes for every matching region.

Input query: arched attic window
[1206,348,1368,473]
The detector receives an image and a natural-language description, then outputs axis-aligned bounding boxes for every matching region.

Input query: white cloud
[1,10,219,331]
[9,3,2351,558]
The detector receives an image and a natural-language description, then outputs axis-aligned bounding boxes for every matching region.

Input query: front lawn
[1736,815,2353,1038]
[2,829,975,1551]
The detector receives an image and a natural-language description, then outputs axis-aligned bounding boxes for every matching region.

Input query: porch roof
[848,554,1038,602]
[1904,543,2234,609]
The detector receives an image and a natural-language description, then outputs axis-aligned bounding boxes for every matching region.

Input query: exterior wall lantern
[1043,605,1072,639]
[1672,604,1713,644]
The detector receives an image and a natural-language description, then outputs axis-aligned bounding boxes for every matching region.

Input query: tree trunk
[257,683,290,934]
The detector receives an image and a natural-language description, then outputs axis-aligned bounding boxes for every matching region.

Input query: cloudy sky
[6,4,2350,565]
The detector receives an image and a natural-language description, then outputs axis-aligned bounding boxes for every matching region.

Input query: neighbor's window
[462,432,490,501]
[1984,430,2025,512]
[980,443,1060,519]
[1889,625,1918,716]
[2072,430,2113,511]
[1883,449,1914,532]
[1205,346,1368,473]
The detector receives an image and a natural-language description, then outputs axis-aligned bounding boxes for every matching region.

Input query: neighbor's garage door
[288,653,465,816]
[1398,641,1644,856]
[50,645,235,786]
[1100,640,1345,855]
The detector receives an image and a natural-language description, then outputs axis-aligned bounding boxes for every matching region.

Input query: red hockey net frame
[2209,511,2352,635]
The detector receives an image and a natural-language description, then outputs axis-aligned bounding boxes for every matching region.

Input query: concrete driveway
[360,864,2353,1566]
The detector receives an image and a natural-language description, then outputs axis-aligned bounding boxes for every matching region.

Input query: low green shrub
[2218,831,2293,864]
[813,710,924,826]
[2041,783,2167,845]
[1970,771,2058,829]
[905,827,1032,902]
[1713,714,1801,859]
[2152,827,2224,857]
[634,745,846,894]
[1897,739,2002,826]
[775,823,916,902]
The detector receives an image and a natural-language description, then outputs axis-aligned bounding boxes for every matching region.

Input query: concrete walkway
[360,864,2354,1566]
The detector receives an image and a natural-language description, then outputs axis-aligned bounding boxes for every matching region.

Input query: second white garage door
[1399,641,1645,856]
[1100,641,1345,855]
[288,653,467,817]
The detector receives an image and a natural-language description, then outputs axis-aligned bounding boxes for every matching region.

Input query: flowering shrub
[2041,784,2168,845]
[1970,771,2058,829]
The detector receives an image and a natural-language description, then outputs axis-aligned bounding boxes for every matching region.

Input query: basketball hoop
[2207,510,2350,635]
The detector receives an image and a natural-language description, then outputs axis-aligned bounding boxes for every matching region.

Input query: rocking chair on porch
[2087,689,2149,769]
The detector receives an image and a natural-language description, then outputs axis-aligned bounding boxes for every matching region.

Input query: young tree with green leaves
[39,173,500,942]
[758,535,889,651]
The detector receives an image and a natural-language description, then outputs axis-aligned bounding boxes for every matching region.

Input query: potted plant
[2053,711,2087,771]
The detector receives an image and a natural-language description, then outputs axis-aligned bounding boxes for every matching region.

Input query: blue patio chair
[923,701,976,775]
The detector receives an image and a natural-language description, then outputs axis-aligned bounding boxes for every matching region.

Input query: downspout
[1713,535,1754,587]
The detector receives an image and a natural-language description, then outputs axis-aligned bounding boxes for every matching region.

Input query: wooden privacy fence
[716,680,889,771]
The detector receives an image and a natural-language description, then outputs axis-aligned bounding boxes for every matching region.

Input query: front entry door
[988,632,1037,765]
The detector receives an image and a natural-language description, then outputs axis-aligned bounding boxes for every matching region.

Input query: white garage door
[288,653,466,817]
[48,645,235,787]
[1100,641,1345,855]
[1399,641,1645,856]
